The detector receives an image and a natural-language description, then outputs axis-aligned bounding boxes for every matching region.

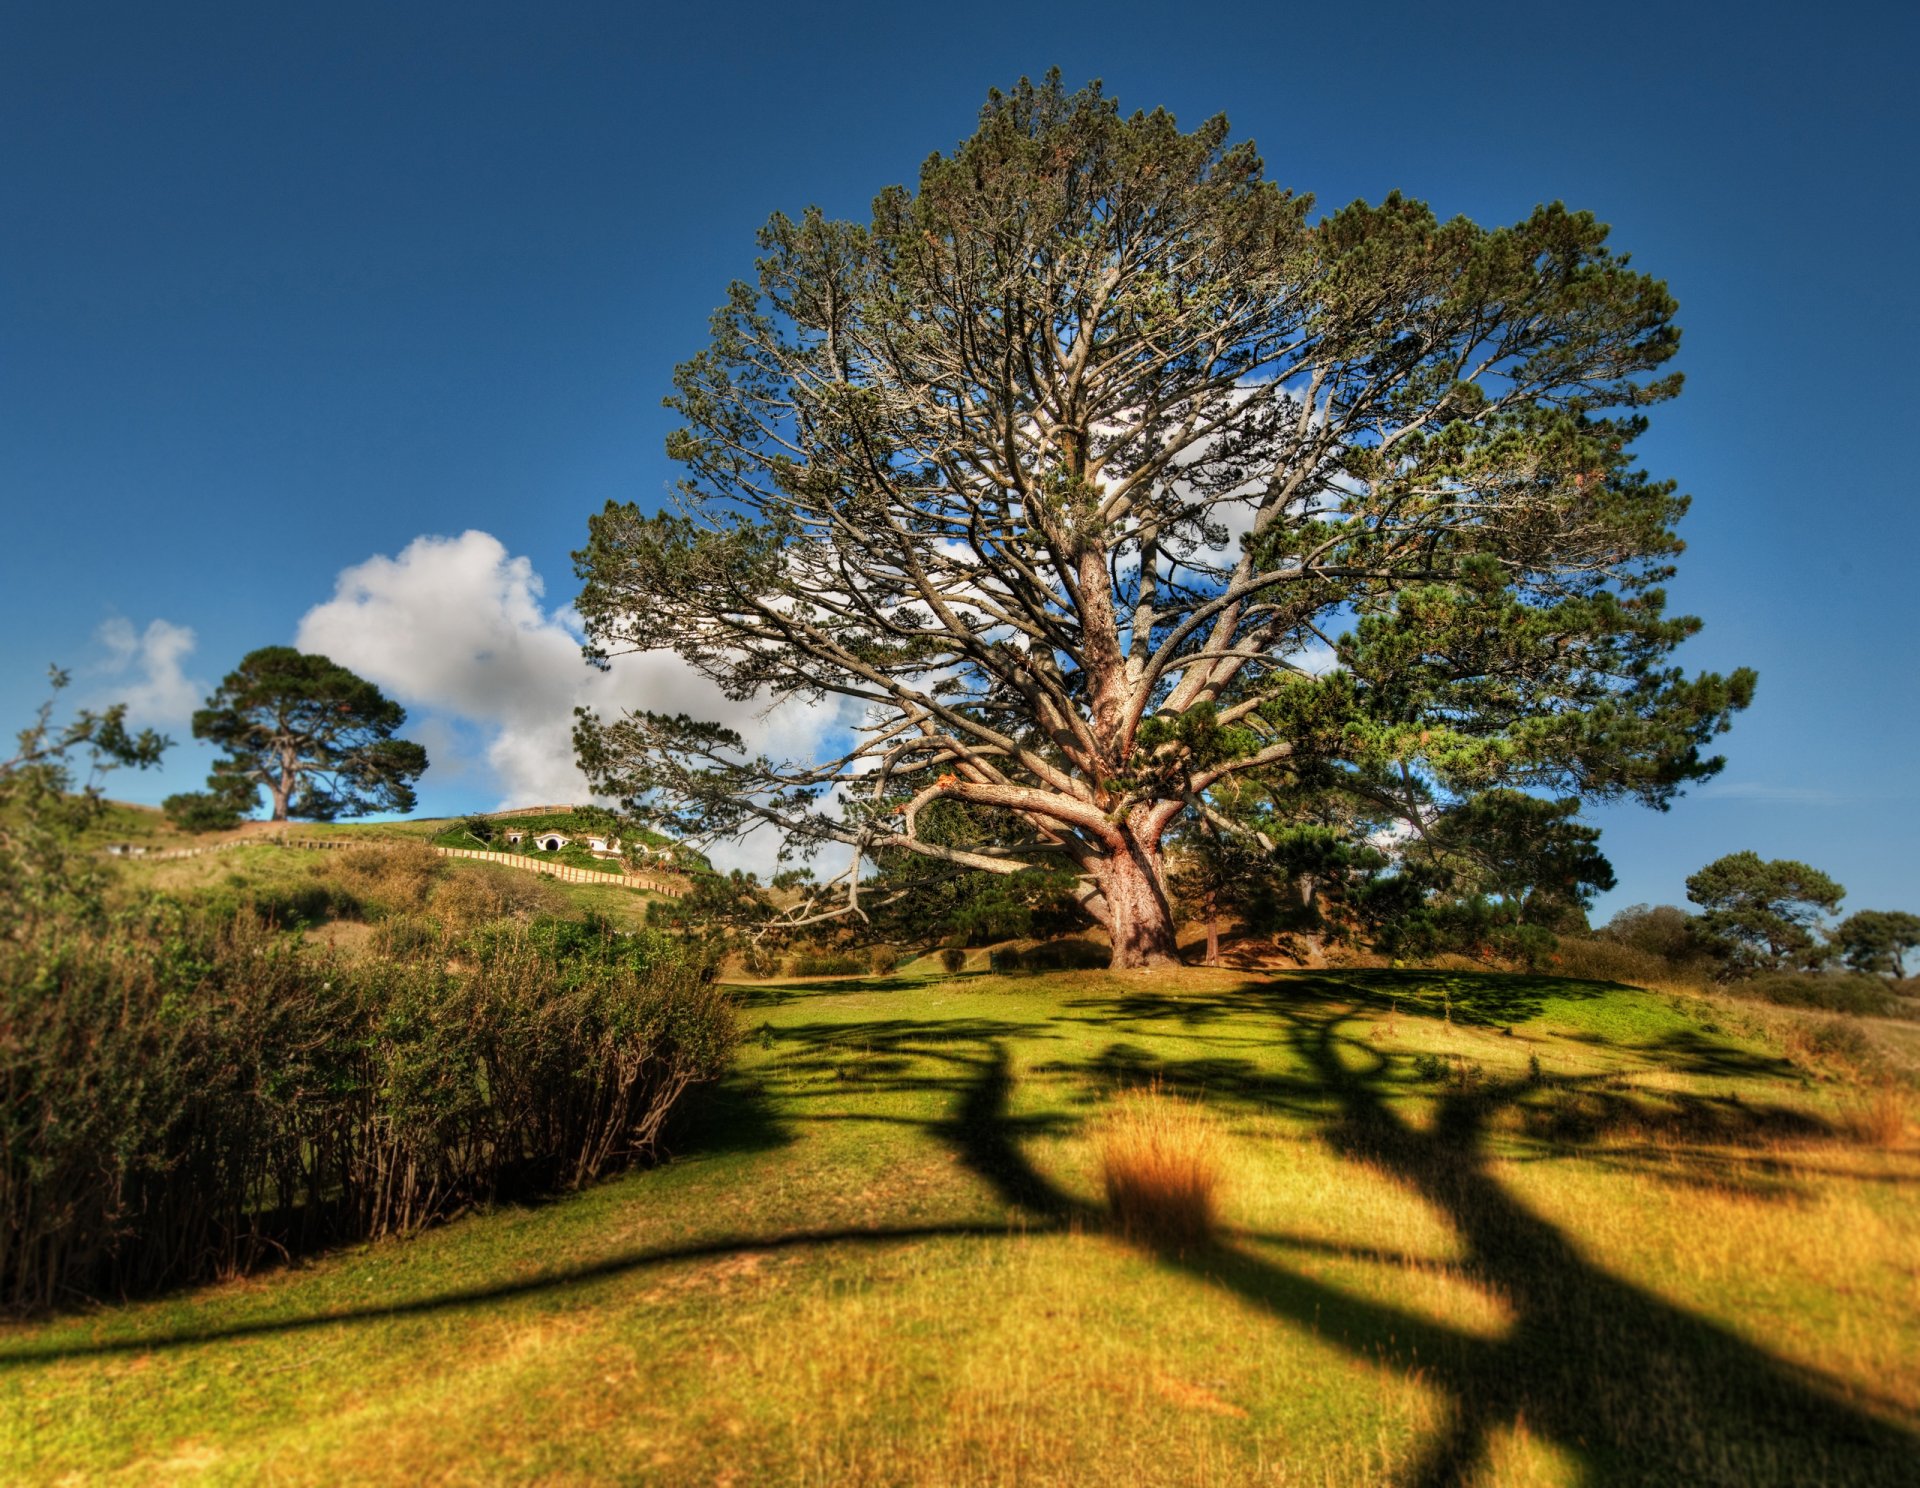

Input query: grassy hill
[1,961,1913,1484]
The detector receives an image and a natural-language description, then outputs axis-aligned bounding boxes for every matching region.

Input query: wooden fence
[106,834,687,898]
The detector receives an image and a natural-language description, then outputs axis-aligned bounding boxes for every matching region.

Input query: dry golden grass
[326,838,446,913]
[1845,1083,1913,1148]
[1099,1082,1223,1252]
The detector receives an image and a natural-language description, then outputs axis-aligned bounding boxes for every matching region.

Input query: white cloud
[91,617,203,727]
[1696,780,1845,806]
[295,530,858,873]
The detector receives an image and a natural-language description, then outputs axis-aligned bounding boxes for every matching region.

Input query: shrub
[1411,1052,1448,1082]
[327,840,446,917]
[0,907,735,1313]
[425,865,565,933]
[161,788,245,833]
[867,945,900,975]
[1803,1017,1874,1064]
[1011,938,1108,971]
[250,879,354,928]
[1599,903,1706,964]
[1845,1085,1911,1147]
[372,912,442,958]
[1098,1083,1222,1253]
[1549,936,1674,988]
[785,950,867,978]
[939,946,968,974]
[1740,972,1899,1018]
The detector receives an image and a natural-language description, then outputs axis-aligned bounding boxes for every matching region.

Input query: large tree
[1685,851,1844,974]
[180,647,428,823]
[573,75,1753,969]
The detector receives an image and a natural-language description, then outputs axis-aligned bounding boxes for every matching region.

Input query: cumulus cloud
[295,530,858,870]
[91,617,204,726]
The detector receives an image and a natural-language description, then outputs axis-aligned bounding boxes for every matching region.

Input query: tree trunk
[272,744,296,822]
[1099,836,1181,971]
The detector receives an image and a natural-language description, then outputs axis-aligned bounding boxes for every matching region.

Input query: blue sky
[3,0,1915,918]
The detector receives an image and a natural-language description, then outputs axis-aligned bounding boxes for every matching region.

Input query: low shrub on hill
[326,839,446,917]
[1739,972,1905,1018]
[985,939,1109,973]
[786,950,867,978]
[0,907,735,1313]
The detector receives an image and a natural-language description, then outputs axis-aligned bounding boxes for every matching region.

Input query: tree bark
[271,744,295,822]
[1099,828,1181,970]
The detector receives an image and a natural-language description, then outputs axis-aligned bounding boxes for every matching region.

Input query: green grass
[2,966,1915,1485]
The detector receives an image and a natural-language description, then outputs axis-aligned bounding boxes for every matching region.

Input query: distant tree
[1831,909,1920,978]
[181,647,428,823]
[572,74,1754,970]
[1,667,168,932]
[1685,851,1844,974]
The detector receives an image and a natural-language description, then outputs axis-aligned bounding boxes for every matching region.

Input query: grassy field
[2,957,1914,1485]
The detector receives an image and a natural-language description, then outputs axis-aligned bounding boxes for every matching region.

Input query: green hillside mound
[2,967,1914,1485]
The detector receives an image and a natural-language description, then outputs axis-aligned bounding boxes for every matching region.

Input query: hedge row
[0,908,735,1312]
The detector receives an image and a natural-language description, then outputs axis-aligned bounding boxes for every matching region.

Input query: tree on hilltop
[168,647,428,825]
[574,74,1753,970]
[1832,909,1920,978]
[1685,851,1844,974]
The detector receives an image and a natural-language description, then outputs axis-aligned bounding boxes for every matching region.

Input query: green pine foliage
[1686,851,1846,974]
[187,647,429,823]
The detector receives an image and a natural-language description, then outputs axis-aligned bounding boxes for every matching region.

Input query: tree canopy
[573,74,1753,969]
[1,667,168,933]
[1832,909,1920,979]
[172,647,428,825]
[1684,851,1844,974]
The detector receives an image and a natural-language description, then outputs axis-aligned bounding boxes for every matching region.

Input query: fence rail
[105,834,688,898]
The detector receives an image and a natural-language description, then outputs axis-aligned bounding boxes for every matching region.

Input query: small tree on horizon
[171,647,428,825]
[573,74,1753,970]
[1832,909,1920,979]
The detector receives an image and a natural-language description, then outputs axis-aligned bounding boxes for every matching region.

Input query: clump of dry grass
[426,864,567,932]
[1845,1084,1912,1148]
[327,839,446,915]
[1099,1082,1223,1252]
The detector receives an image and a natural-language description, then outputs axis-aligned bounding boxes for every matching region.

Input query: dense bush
[1008,939,1110,971]
[785,950,867,978]
[0,908,735,1312]
[325,839,446,917]
[1363,892,1559,969]
[1548,936,1676,987]
[984,939,1110,973]
[1738,972,1904,1018]
[1599,903,1708,965]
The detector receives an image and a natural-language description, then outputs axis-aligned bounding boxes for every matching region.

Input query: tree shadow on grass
[4,979,1913,1485]
[1029,989,1917,1485]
